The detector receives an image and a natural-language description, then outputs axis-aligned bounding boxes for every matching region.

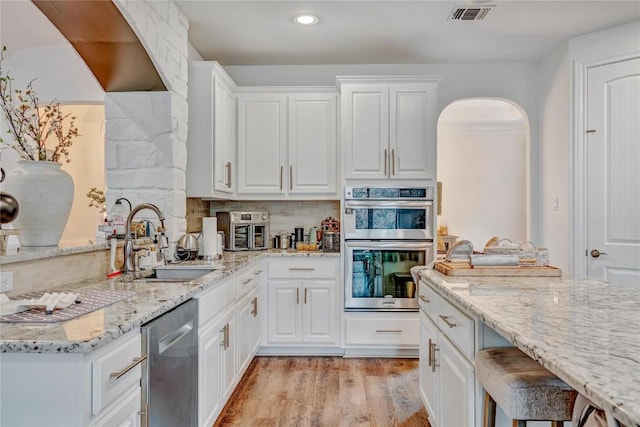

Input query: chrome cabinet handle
[288,267,315,271]
[428,338,432,367]
[431,343,440,372]
[590,249,607,258]
[304,287,308,304]
[375,329,402,333]
[290,165,293,190]
[384,149,388,175]
[419,295,430,303]
[280,166,283,190]
[251,296,258,317]
[296,288,300,304]
[391,148,395,175]
[241,278,252,285]
[110,355,146,381]
[439,315,457,328]
[225,161,232,188]
[254,269,263,275]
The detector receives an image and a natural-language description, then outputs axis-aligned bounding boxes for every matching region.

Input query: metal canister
[279,233,289,249]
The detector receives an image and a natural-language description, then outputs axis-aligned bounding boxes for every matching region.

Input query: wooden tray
[434,261,561,277]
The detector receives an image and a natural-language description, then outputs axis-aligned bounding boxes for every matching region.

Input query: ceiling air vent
[449,6,494,21]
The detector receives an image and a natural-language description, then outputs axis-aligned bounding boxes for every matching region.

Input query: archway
[437,98,530,252]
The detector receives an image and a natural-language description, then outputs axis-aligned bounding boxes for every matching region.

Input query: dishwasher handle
[158,320,194,355]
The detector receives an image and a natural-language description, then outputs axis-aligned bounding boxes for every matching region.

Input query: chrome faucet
[123,203,167,273]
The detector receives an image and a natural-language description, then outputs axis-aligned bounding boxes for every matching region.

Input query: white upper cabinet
[187,61,237,198]
[236,89,338,199]
[338,77,441,181]
[237,93,288,195]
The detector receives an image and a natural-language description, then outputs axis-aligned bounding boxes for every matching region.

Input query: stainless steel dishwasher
[141,298,198,427]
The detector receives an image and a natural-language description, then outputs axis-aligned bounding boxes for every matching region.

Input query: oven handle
[344,200,432,208]
[345,240,432,250]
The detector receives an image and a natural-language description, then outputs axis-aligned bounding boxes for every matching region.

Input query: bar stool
[475,347,578,427]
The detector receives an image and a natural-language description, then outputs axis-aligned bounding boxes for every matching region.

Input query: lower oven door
[345,240,432,311]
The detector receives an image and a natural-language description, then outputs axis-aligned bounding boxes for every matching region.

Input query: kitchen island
[415,267,640,427]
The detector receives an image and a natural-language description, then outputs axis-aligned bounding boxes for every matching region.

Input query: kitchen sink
[152,263,226,280]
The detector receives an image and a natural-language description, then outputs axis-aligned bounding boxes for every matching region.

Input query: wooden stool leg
[483,390,497,427]
[512,421,526,427]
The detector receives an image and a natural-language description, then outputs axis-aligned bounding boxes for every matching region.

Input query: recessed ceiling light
[294,14,318,25]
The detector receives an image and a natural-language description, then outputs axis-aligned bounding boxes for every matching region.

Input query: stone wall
[105,0,190,251]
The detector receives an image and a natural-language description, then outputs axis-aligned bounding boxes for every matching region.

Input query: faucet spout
[123,203,166,273]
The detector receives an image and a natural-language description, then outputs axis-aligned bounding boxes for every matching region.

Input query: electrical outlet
[0,271,13,292]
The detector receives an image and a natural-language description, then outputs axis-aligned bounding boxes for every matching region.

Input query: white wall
[534,45,571,271]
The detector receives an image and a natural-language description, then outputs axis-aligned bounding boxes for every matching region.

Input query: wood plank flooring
[214,356,431,427]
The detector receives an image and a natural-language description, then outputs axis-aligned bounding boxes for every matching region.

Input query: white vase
[3,160,74,247]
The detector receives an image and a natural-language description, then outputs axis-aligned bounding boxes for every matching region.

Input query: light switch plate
[0,271,13,292]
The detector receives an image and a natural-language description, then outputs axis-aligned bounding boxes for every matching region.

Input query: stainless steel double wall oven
[344,186,434,311]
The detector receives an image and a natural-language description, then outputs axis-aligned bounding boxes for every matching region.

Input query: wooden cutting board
[434,261,561,277]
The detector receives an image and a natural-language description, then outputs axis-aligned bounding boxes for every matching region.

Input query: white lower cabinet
[197,262,264,427]
[419,280,475,427]
[0,329,142,427]
[263,257,339,350]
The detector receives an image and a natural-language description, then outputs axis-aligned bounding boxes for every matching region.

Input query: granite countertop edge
[0,249,340,354]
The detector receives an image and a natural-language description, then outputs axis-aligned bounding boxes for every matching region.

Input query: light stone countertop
[415,268,640,427]
[0,249,339,354]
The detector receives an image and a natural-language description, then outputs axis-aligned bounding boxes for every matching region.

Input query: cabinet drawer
[237,265,264,299]
[92,332,142,416]
[437,298,474,360]
[345,318,419,346]
[198,277,236,326]
[418,280,440,322]
[268,258,337,279]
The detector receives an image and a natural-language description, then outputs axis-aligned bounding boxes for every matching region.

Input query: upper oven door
[343,200,433,240]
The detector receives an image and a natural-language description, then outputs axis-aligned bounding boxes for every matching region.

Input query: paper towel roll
[202,217,218,259]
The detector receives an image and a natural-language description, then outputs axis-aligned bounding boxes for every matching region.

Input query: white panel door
[390,85,437,180]
[419,313,439,425]
[437,335,475,427]
[288,94,338,195]
[343,85,389,180]
[267,281,301,343]
[237,94,287,194]
[587,58,640,285]
[302,281,337,343]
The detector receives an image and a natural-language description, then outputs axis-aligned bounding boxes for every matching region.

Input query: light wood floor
[214,356,431,427]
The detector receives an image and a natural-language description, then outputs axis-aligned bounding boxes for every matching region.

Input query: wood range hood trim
[32,0,167,92]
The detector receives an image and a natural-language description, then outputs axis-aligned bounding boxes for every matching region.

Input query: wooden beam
[32,0,166,92]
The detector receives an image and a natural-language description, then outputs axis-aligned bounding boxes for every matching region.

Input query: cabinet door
[288,94,338,195]
[237,293,254,376]
[302,280,337,343]
[91,387,141,427]
[438,335,475,427]
[267,280,302,343]
[213,79,235,193]
[198,321,222,427]
[237,94,287,194]
[389,84,437,180]
[419,313,439,425]
[250,290,262,356]
[342,84,389,180]
[187,62,235,198]
[221,309,237,402]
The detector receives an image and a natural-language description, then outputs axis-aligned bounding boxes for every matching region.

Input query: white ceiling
[1,0,638,65]
[176,0,640,65]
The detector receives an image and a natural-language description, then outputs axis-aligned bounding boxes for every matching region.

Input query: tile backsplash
[186,198,340,238]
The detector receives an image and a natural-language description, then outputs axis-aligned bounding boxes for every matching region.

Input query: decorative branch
[0,46,79,163]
